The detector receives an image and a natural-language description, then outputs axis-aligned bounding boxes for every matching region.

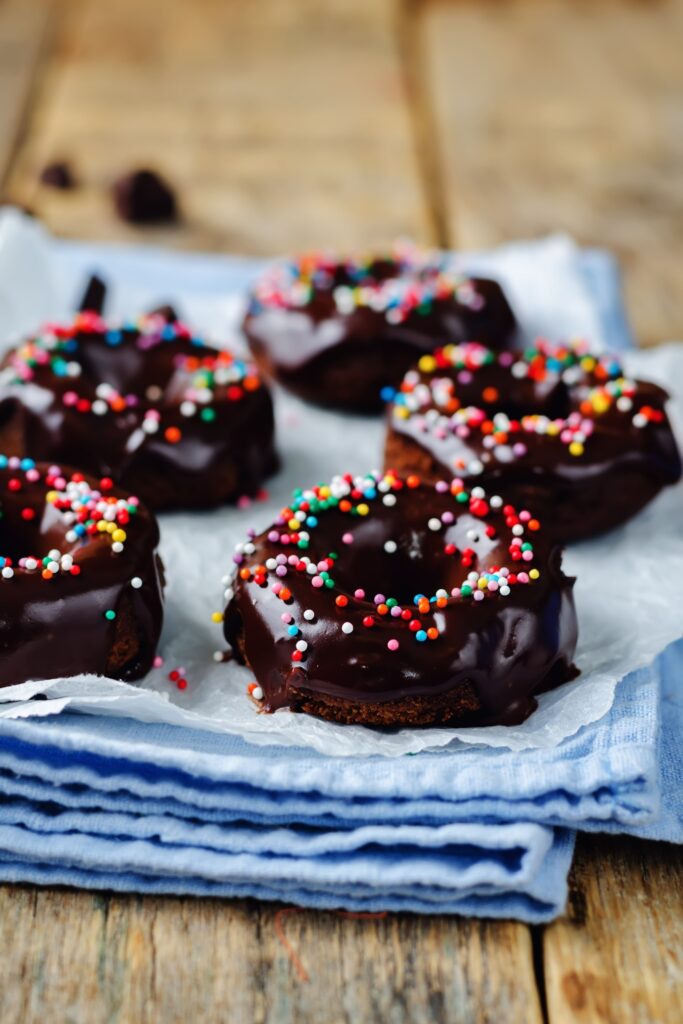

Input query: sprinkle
[384,540,397,553]
[341,622,353,634]
[104,609,116,621]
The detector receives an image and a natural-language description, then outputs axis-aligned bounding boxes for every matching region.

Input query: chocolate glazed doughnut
[385,341,681,543]
[0,457,163,687]
[242,242,517,412]
[0,311,278,511]
[223,471,577,728]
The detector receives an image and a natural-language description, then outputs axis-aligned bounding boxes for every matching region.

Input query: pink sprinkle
[522,550,533,561]
[237,495,251,509]
[342,532,354,544]
[518,572,530,583]
[519,511,531,522]
[473,590,485,601]
[435,481,449,493]
[272,583,282,595]
[354,588,366,600]
[153,655,164,668]
[275,565,288,577]
[374,594,385,605]
[281,613,292,623]
[312,576,324,588]
[387,639,399,652]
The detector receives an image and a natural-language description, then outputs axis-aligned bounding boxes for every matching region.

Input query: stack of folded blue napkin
[0,641,679,921]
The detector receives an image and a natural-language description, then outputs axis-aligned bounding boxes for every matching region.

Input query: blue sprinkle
[106,331,123,346]
[74,524,86,537]
[20,458,35,470]
[161,325,176,341]
[0,456,8,469]
[413,593,426,604]
[380,386,396,402]
[416,630,427,642]
[306,516,318,528]
[287,625,299,637]
[0,558,5,569]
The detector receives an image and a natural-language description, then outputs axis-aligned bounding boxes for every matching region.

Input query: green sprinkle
[104,609,117,621]
[200,408,216,422]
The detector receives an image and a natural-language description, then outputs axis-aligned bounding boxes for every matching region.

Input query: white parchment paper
[0,209,681,756]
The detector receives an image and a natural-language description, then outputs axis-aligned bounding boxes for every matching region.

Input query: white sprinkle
[512,524,524,536]
[468,460,484,475]
[341,622,354,634]
[92,400,108,416]
[617,396,633,412]
[384,540,397,553]
[252,685,264,701]
[500,585,511,596]
[146,385,163,401]
[2,567,14,579]
[295,640,308,652]
[632,413,647,428]
[490,495,503,509]
[213,650,224,662]
[180,401,197,417]
[112,542,124,554]
[130,577,143,589]
[383,493,397,507]
[25,558,37,571]
[428,517,441,531]
[471,486,485,499]
[303,609,315,621]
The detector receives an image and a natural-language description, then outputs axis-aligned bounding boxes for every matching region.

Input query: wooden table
[0,1,681,1020]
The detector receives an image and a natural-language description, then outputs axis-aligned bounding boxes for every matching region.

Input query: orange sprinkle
[427,627,439,640]
[528,519,541,531]
[41,569,53,580]
[406,475,421,489]
[239,568,251,580]
[482,386,499,403]
[279,588,292,601]
[243,375,261,391]
[165,426,182,443]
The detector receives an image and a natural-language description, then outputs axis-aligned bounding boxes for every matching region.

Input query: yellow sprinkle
[112,529,126,543]
[45,490,58,504]
[546,422,560,436]
[394,406,410,420]
[478,578,488,589]
[418,354,437,374]
[97,520,108,532]
[288,518,299,530]
[529,568,540,580]
[581,356,596,372]
[569,441,584,457]
[356,503,370,516]
[211,611,224,623]
[592,395,609,414]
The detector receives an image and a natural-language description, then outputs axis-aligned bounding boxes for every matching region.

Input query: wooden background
[0,0,682,1020]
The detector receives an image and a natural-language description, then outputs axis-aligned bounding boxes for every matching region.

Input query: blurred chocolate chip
[112,169,178,224]
[148,303,179,322]
[40,160,76,189]
[78,273,107,314]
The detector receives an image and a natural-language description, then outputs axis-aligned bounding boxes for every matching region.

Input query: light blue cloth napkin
[0,241,677,921]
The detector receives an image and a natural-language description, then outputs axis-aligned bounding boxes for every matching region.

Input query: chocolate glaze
[385,343,682,542]
[0,460,163,688]
[224,473,577,727]
[243,253,517,412]
[0,313,279,511]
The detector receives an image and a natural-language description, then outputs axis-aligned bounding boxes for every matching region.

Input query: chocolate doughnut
[0,311,278,510]
[242,243,517,412]
[0,457,163,687]
[223,470,577,727]
[385,340,681,542]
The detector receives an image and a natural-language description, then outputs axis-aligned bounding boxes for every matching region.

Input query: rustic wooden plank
[6,0,431,254]
[0,0,54,188]
[0,885,543,1024]
[544,836,683,1023]
[421,0,683,344]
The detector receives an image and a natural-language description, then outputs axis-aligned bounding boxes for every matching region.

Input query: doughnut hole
[309,506,508,606]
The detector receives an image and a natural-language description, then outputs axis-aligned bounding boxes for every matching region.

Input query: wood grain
[421,0,683,344]
[0,886,543,1024]
[5,0,431,254]
[0,0,54,188]
[544,836,683,1024]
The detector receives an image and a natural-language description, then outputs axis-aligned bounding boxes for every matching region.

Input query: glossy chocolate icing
[0,312,278,511]
[223,472,577,727]
[243,248,517,412]
[0,459,163,687]
[385,342,682,542]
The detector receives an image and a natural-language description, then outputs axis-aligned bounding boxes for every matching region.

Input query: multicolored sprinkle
[248,241,484,326]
